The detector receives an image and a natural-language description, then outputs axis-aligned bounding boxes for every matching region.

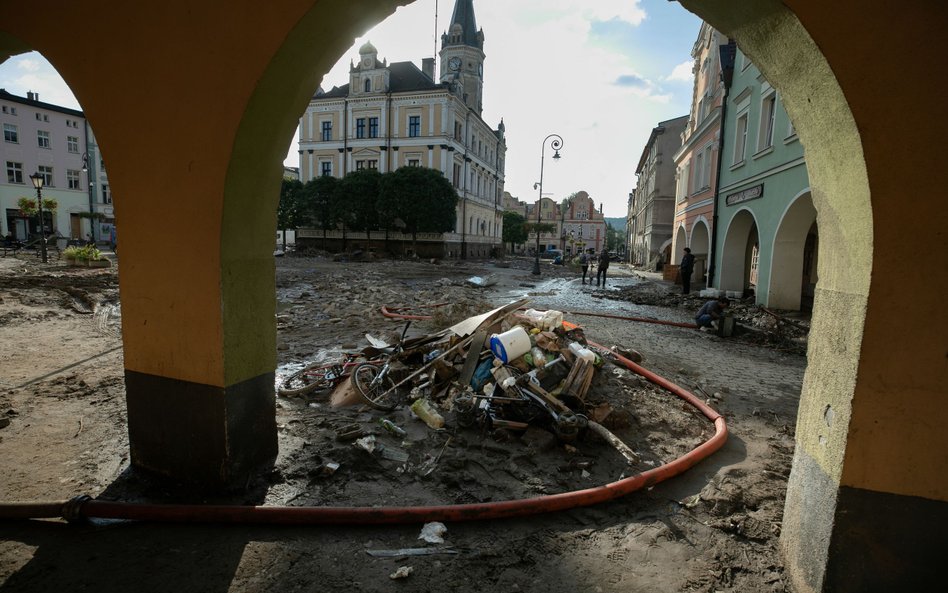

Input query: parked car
[540,249,563,260]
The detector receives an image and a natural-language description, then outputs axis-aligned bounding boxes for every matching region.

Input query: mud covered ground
[0,252,804,592]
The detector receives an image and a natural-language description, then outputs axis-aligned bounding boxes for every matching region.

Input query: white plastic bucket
[489,326,531,363]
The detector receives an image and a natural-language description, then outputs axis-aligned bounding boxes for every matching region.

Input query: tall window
[367,160,378,170]
[733,113,748,164]
[67,169,81,189]
[6,161,23,184]
[67,135,79,153]
[320,161,331,177]
[364,79,371,92]
[407,159,420,167]
[692,152,704,193]
[409,115,420,137]
[758,92,777,151]
[38,165,53,186]
[356,160,377,170]
[3,123,17,143]
[355,118,366,139]
[321,121,332,141]
[368,117,379,138]
[702,145,713,188]
[37,130,50,149]
[102,184,111,204]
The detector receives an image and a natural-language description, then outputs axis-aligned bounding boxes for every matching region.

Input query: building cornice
[673,107,721,163]
[717,156,806,194]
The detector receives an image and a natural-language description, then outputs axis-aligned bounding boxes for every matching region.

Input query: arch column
[683,1,947,591]
[0,0,407,487]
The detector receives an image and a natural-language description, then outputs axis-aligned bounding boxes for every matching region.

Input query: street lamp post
[531,133,563,275]
[29,172,47,263]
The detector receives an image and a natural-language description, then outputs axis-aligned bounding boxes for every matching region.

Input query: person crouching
[695,296,730,331]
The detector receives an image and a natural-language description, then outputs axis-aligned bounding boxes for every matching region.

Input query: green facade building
[712,48,815,310]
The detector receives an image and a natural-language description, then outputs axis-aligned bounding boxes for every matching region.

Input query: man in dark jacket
[695,296,730,330]
[596,249,610,287]
[679,247,695,294]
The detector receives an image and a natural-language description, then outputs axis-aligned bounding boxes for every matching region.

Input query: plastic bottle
[531,346,546,368]
[410,398,445,429]
[379,418,407,437]
[568,342,596,363]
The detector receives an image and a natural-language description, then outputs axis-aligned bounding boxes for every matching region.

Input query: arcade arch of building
[2,1,944,591]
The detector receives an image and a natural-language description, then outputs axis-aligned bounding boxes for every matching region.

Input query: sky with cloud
[0,0,701,216]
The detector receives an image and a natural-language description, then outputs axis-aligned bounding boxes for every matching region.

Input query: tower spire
[446,0,482,49]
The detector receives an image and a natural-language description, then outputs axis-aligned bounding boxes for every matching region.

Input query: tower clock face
[448,57,461,71]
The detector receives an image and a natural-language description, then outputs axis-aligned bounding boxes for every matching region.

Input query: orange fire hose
[0,310,725,525]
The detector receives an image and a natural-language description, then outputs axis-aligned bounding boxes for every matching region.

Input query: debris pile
[272,299,711,509]
[316,301,647,465]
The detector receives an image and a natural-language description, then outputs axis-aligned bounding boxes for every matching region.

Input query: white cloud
[0,54,80,109]
[17,58,41,72]
[0,1,696,217]
[666,59,694,82]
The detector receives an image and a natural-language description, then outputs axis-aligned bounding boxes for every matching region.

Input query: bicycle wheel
[278,363,342,397]
[352,363,400,411]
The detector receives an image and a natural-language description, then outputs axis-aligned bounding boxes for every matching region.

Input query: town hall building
[297,0,506,258]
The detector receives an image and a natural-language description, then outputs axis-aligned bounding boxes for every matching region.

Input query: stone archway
[768,191,816,310]
[2,1,946,591]
[689,217,711,287]
[719,208,758,295]
[672,224,688,265]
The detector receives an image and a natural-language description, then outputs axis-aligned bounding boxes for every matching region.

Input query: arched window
[364,79,371,92]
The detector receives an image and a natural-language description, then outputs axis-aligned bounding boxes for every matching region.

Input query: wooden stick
[588,420,640,465]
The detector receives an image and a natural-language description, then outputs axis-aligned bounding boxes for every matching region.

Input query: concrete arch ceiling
[6,1,947,590]
[2,1,410,388]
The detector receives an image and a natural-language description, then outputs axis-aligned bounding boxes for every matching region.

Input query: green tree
[605,223,620,252]
[298,175,340,250]
[338,169,382,235]
[276,179,304,251]
[379,166,458,254]
[502,211,528,253]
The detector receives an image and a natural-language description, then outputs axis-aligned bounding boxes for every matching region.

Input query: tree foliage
[338,168,382,232]
[276,179,304,231]
[378,166,458,235]
[293,167,460,244]
[502,211,528,250]
[605,223,620,251]
[301,175,340,230]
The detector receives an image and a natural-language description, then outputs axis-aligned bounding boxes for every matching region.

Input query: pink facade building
[672,23,729,288]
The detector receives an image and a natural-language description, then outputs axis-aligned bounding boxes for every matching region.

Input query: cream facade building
[298,0,506,258]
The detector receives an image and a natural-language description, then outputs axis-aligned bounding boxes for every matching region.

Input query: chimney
[422,58,435,80]
[26,91,35,101]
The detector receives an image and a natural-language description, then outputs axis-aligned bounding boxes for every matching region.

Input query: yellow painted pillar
[682,1,948,590]
[0,0,406,487]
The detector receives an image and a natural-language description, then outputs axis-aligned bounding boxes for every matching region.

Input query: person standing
[596,249,610,287]
[679,247,695,294]
[579,250,590,284]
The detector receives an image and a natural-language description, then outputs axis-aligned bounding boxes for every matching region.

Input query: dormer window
[364,79,371,93]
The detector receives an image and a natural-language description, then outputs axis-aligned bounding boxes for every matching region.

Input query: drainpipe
[461,110,470,259]
[83,121,97,242]
[707,40,736,289]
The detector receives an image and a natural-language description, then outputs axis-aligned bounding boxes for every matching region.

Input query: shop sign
[726,184,764,206]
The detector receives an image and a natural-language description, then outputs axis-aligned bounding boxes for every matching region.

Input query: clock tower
[439,0,485,115]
